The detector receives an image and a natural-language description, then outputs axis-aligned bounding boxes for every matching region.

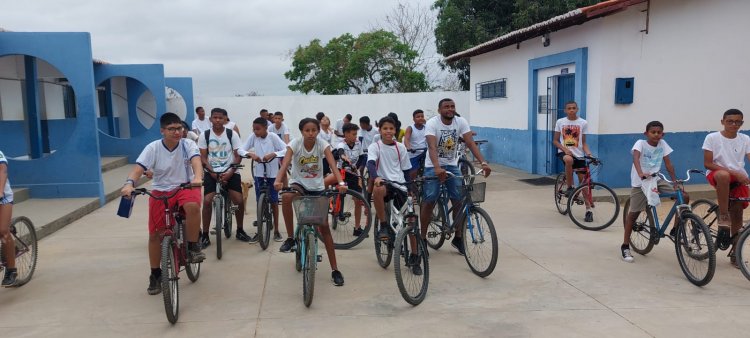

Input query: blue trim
[136,162,148,171]
[528,48,588,174]
[189,154,200,160]
[161,140,179,152]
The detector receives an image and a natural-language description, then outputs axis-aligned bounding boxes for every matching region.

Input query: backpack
[204,128,234,149]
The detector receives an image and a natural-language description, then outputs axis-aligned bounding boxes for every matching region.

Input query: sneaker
[332,270,345,286]
[1,268,17,287]
[147,274,161,295]
[451,237,465,256]
[378,225,390,241]
[353,227,363,237]
[409,254,423,276]
[584,211,593,222]
[564,187,575,198]
[236,229,252,242]
[188,247,206,263]
[247,233,260,244]
[621,245,634,263]
[273,232,284,242]
[279,238,296,253]
[200,233,211,249]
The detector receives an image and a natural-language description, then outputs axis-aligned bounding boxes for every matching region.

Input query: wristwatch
[338,181,347,187]
[481,162,489,166]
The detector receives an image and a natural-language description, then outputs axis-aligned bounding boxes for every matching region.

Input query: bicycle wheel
[462,207,498,277]
[554,173,569,215]
[213,196,223,260]
[257,193,272,250]
[374,209,393,268]
[622,199,656,255]
[674,213,715,286]
[5,217,38,286]
[302,231,316,307]
[332,190,372,249]
[735,226,750,281]
[394,225,429,306]
[224,200,233,239]
[295,238,302,272]
[690,199,719,251]
[567,182,620,231]
[161,236,179,324]
[426,204,447,250]
[458,158,475,185]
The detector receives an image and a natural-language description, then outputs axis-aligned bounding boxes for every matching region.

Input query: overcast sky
[0,0,444,97]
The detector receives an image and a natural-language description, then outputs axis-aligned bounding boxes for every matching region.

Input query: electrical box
[615,77,634,104]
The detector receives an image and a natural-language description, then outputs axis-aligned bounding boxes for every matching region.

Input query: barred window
[475,79,507,100]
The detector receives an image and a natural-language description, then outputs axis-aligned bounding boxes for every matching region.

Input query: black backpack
[204,128,234,149]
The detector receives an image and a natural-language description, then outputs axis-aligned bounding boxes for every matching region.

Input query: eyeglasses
[725,120,744,126]
[165,127,184,132]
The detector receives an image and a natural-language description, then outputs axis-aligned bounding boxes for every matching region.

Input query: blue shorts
[0,193,13,205]
[409,153,425,173]
[254,177,279,203]
[422,165,462,204]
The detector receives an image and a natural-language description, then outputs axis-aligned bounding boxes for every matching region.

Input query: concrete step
[10,187,30,204]
[101,164,150,203]
[100,156,129,173]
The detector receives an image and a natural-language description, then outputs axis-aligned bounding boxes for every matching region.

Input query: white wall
[136,90,156,130]
[0,56,24,120]
[166,87,187,121]
[196,91,469,140]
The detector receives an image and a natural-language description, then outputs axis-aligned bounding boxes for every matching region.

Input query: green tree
[285,30,430,95]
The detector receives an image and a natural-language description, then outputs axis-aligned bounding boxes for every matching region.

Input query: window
[476,79,507,100]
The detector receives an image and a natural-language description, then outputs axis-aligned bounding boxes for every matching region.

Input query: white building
[447,0,750,187]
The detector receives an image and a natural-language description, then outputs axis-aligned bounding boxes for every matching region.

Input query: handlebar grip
[689,169,706,175]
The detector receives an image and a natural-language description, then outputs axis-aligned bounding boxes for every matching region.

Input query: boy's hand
[190,178,202,187]
[480,163,491,177]
[249,154,261,162]
[121,185,134,197]
[435,167,447,182]
[263,153,276,162]
[273,180,283,191]
[143,170,154,179]
[337,183,348,194]
[374,177,383,186]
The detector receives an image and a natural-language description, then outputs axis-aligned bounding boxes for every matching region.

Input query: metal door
[545,74,575,174]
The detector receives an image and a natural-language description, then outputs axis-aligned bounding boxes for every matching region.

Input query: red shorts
[706,170,749,209]
[148,188,201,235]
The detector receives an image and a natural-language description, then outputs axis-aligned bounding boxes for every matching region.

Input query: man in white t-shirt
[198,108,250,244]
[191,106,211,134]
[121,112,204,295]
[553,101,594,199]
[421,98,491,256]
[334,114,352,138]
[358,116,379,152]
[703,108,750,267]
[259,109,274,127]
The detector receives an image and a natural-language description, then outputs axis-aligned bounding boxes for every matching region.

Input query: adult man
[335,114,352,138]
[191,106,211,134]
[420,98,491,255]
[259,109,273,126]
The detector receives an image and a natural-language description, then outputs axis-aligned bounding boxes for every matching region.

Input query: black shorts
[384,185,406,209]
[556,153,586,170]
[203,172,242,195]
[344,174,362,192]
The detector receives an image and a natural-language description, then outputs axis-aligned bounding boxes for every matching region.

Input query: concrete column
[24,55,43,159]
[103,79,118,137]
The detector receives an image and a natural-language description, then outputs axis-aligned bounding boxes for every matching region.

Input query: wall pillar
[24,56,44,159]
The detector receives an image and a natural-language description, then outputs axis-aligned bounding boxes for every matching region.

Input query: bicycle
[131,183,202,324]
[250,158,277,250]
[456,138,476,186]
[425,170,498,277]
[329,158,372,250]
[209,163,243,259]
[623,170,716,286]
[553,156,619,230]
[0,216,38,287]
[691,184,750,253]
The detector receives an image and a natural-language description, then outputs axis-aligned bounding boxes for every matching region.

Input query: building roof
[444,0,647,63]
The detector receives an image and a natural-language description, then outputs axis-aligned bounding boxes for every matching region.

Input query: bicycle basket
[292,196,329,226]
[464,182,486,203]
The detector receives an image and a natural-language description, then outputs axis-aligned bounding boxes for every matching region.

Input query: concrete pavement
[2,164,750,337]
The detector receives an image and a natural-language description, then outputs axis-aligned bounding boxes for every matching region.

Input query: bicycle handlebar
[210,163,245,175]
[407,148,427,153]
[132,182,200,199]
[654,169,704,184]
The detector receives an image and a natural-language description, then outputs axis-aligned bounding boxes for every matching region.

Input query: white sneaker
[621,246,634,263]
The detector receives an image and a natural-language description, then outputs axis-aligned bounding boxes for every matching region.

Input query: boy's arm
[632,150,647,179]
[404,126,412,149]
[283,134,290,144]
[324,147,346,192]
[704,150,750,183]
[461,131,490,176]
[0,163,7,198]
[581,134,593,157]
[121,164,146,197]
[274,148,293,185]
[190,155,204,184]
[552,131,570,155]
[663,155,678,185]
[232,125,241,138]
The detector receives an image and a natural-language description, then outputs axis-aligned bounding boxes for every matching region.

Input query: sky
[0,0,444,97]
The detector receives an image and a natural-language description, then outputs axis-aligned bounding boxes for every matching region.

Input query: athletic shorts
[203,172,242,195]
[254,177,279,203]
[0,192,13,205]
[409,153,426,174]
[556,152,586,170]
[422,165,462,203]
[148,187,201,235]
[344,173,362,192]
[707,170,750,209]
[628,179,675,212]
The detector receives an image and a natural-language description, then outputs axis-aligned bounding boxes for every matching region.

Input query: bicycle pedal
[317,255,323,262]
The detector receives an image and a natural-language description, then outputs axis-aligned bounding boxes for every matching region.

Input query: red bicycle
[553,156,620,231]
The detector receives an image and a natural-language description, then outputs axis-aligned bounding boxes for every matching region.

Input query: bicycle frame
[432,173,487,244]
[649,189,689,237]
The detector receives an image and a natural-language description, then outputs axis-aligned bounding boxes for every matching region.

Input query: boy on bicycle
[238,117,287,242]
[198,108,249,244]
[0,150,17,286]
[420,98,491,256]
[404,109,427,183]
[622,121,679,263]
[269,112,290,144]
[274,118,348,286]
[326,123,367,237]
[121,112,204,295]
[553,101,595,222]
[703,108,750,267]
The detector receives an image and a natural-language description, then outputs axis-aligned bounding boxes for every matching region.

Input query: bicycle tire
[690,199,720,252]
[462,207,498,277]
[426,204,447,250]
[674,213,715,286]
[224,199,233,239]
[161,236,179,324]
[458,158,475,185]
[5,217,38,286]
[567,182,620,231]
[295,238,302,272]
[374,208,393,269]
[213,197,223,260]
[331,190,372,249]
[394,224,429,306]
[735,226,750,281]
[554,173,569,215]
[622,199,656,255]
[303,231,316,307]
[257,193,272,250]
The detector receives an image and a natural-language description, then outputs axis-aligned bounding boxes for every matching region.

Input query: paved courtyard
[2,166,750,337]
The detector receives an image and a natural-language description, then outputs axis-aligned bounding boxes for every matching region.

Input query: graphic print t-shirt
[554,117,588,158]
[630,139,673,187]
[424,116,471,168]
[336,140,363,168]
[197,128,242,173]
[289,138,330,191]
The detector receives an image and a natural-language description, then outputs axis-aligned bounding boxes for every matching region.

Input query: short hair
[260,109,268,114]
[195,106,204,113]
[413,109,424,117]
[210,107,227,116]
[160,112,182,128]
[723,108,744,119]
[274,111,283,117]
[378,116,397,129]
[438,98,453,108]
[181,120,190,130]
[564,101,578,108]
[253,117,268,126]
[299,117,320,131]
[344,114,352,120]
[359,116,370,124]
[316,112,325,121]
[342,123,359,133]
[645,121,664,132]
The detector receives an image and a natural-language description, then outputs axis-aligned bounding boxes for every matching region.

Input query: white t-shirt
[336,140,363,167]
[269,122,290,141]
[224,121,237,131]
[335,119,345,134]
[367,141,411,185]
[318,128,334,144]
[0,151,13,203]
[630,139,673,187]
[238,133,287,178]
[424,116,471,168]
[702,132,750,175]
[407,123,427,158]
[359,126,379,151]
[289,138,330,191]
[192,117,211,133]
[186,131,199,143]
[197,128,242,173]
[136,139,200,191]
[554,117,588,158]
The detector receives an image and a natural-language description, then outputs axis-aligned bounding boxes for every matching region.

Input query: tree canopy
[285,30,430,95]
